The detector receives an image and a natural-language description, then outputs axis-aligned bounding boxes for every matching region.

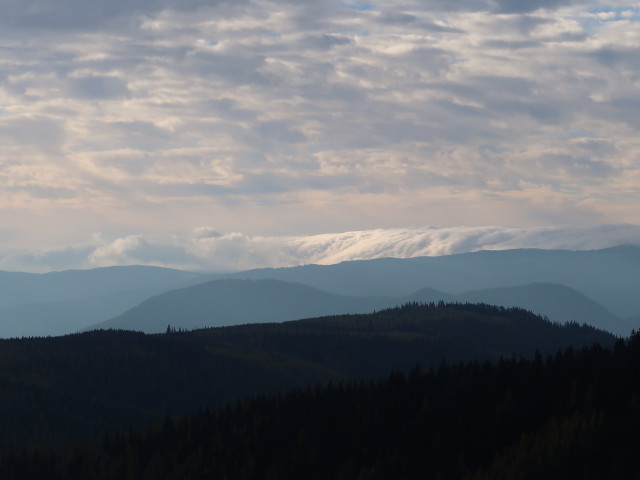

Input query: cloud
[67,75,131,100]
[1,224,639,273]
[0,0,236,31]
[0,117,66,152]
[0,0,638,249]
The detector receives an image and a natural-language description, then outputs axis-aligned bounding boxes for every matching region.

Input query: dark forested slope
[1,326,637,480]
[0,303,614,449]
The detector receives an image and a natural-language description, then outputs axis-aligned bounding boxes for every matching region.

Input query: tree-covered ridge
[2,333,639,480]
[0,303,615,449]
[89,278,628,336]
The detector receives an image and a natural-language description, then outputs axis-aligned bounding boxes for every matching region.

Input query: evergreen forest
[0,303,631,478]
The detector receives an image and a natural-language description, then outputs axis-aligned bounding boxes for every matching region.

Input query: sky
[0,0,639,272]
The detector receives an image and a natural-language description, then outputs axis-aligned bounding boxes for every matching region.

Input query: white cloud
[1,224,638,273]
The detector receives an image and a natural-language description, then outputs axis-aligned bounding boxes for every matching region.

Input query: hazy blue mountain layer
[627,314,640,330]
[0,266,205,337]
[449,283,627,336]
[1,246,638,338]
[0,287,179,338]
[91,279,626,335]
[0,265,202,308]
[91,279,397,333]
[230,246,640,319]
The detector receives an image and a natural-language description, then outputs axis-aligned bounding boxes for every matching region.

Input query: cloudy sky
[1,0,639,271]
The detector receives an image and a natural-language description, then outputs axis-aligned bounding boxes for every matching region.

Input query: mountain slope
[404,286,453,303]
[229,246,640,319]
[0,266,205,337]
[0,287,178,338]
[0,303,616,448]
[0,265,202,308]
[91,279,397,333]
[451,283,627,336]
[8,335,638,480]
[93,280,625,335]
[2,246,638,338]
[627,314,640,331]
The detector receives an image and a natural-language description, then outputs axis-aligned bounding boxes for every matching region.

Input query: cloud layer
[0,0,639,253]
[2,224,639,273]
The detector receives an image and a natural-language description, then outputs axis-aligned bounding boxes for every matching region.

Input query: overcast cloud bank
[0,0,639,247]
[1,224,638,273]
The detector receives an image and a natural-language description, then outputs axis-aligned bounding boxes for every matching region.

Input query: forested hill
[1,316,637,479]
[0,303,614,449]
[89,278,627,336]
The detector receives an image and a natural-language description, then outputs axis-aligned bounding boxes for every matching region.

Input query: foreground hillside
[1,321,635,479]
[0,303,614,448]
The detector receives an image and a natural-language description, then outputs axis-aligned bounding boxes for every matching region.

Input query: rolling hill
[91,279,626,335]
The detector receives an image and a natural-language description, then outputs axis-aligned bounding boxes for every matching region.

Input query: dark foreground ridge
[1,324,637,479]
[0,303,614,452]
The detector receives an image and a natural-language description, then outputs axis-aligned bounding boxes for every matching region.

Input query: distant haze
[1,224,639,273]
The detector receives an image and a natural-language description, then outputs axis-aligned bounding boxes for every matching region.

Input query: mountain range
[91,279,629,336]
[0,246,635,478]
[0,266,203,338]
[0,246,639,338]
[229,246,640,319]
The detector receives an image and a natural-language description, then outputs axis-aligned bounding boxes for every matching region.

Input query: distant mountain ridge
[0,288,177,339]
[0,265,201,307]
[90,279,628,336]
[0,266,205,338]
[409,283,627,335]
[1,245,639,338]
[90,278,397,333]
[229,246,640,319]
